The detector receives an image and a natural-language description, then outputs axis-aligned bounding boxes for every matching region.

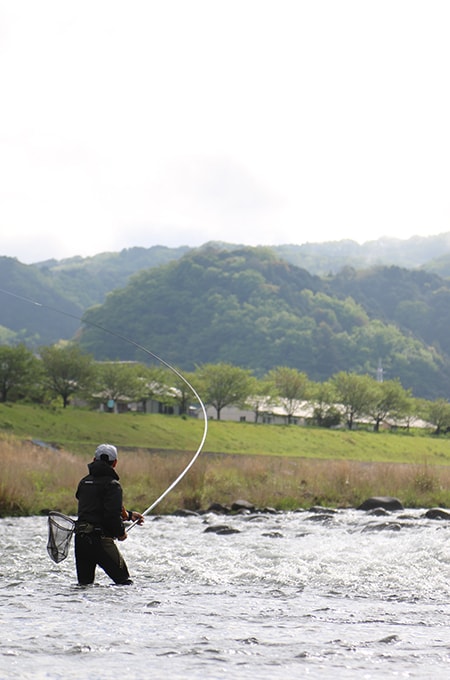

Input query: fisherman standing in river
[75,444,144,585]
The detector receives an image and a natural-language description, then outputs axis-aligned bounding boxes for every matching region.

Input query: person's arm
[122,506,144,524]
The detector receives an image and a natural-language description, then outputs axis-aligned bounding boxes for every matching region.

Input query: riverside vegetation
[1,404,450,516]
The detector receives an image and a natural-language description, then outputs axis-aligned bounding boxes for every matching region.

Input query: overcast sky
[0,0,449,264]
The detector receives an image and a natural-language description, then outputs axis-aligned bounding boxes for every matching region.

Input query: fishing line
[0,287,208,528]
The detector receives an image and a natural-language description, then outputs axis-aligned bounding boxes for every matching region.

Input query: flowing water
[0,508,449,679]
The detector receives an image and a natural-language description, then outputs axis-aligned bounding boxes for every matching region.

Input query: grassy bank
[1,404,450,516]
[1,402,450,464]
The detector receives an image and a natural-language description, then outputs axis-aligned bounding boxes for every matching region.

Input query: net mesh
[47,511,76,563]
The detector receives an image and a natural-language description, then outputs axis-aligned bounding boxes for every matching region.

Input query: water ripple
[0,511,449,679]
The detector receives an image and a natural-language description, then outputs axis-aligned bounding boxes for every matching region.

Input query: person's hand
[130,511,144,525]
[118,533,127,541]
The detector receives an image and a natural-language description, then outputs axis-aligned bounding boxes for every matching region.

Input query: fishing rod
[0,287,208,530]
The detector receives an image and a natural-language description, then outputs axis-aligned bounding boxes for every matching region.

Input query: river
[0,508,449,679]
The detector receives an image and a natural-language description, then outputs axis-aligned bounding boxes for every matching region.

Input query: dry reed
[1,438,449,517]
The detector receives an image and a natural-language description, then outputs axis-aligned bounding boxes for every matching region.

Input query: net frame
[47,511,76,563]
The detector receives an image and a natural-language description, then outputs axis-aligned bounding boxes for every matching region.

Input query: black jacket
[76,460,125,538]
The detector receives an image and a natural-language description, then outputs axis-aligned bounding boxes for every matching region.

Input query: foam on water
[0,510,449,679]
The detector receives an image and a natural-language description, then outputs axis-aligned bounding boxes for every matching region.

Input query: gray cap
[94,443,118,462]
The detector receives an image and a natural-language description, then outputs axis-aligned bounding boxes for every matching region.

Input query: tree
[310,380,342,428]
[400,397,425,430]
[266,366,311,424]
[195,363,253,420]
[427,398,450,435]
[166,369,199,415]
[92,361,145,411]
[0,344,43,403]
[245,377,278,423]
[135,365,171,413]
[366,379,412,431]
[331,371,376,430]
[40,344,94,408]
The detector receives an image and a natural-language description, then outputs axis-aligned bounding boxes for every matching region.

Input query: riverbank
[1,436,449,517]
[1,404,450,515]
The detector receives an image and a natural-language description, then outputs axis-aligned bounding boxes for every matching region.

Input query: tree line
[2,343,450,434]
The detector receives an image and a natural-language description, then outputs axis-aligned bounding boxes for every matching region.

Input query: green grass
[1,402,450,465]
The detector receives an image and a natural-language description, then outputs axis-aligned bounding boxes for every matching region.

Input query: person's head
[94,443,118,467]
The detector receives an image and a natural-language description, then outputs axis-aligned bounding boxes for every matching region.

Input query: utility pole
[376,359,384,383]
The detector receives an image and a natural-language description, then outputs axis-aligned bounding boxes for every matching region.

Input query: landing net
[47,511,76,563]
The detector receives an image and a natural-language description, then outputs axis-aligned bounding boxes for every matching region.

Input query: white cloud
[0,0,449,263]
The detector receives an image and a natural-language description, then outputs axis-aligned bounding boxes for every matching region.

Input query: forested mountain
[78,247,450,399]
[0,246,189,345]
[0,257,80,345]
[34,245,190,308]
[3,236,450,399]
[420,252,450,279]
[3,232,450,330]
[275,232,450,274]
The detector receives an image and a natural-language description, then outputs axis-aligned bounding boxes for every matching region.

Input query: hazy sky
[1,0,449,263]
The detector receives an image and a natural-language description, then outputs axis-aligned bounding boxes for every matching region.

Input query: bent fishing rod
[0,287,208,530]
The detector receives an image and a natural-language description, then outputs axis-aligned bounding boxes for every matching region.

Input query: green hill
[34,244,190,307]
[0,256,80,345]
[78,247,450,399]
[3,237,450,399]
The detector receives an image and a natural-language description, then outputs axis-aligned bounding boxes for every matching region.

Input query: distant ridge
[28,230,450,276]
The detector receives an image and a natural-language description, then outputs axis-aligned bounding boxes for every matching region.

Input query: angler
[74,443,144,585]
